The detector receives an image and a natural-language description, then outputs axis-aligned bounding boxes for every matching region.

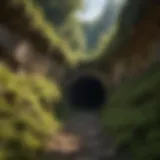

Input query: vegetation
[0,0,159,160]
[79,0,124,61]
[3,0,80,65]
[35,0,86,53]
[98,1,160,160]
[81,0,143,63]
[34,0,83,27]
[0,0,83,158]
[102,63,160,160]
[83,0,119,51]
[5,0,60,46]
[0,65,61,159]
[59,16,86,53]
[79,25,118,62]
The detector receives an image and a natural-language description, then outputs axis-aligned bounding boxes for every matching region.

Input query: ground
[43,111,132,160]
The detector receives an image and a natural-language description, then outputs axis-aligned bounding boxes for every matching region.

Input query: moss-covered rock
[0,65,61,159]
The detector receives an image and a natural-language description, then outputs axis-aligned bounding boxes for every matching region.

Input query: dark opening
[67,75,106,111]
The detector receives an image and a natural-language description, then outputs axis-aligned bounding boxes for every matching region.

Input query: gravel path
[43,111,131,160]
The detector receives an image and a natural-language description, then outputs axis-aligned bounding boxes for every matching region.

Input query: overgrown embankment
[102,63,160,160]
[0,0,80,66]
[0,0,78,159]
[0,65,62,159]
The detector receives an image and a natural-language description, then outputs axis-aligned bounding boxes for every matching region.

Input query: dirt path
[43,111,130,160]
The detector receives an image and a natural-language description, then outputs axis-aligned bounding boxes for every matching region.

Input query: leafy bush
[0,65,61,159]
[102,64,160,160]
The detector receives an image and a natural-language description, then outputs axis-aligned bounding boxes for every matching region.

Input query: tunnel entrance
[67,75,106,111]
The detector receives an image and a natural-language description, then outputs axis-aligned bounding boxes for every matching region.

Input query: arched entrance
[66,75,107,111]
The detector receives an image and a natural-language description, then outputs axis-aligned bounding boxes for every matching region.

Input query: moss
[102,64,160,160]
[0,65,61,159]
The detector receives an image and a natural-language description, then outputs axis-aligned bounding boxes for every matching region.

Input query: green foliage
[60,16,86,52]
[79,25,118,62]
[1,0,86,66]
[11,0,63,46]
[35,0,83,26]
[102,64,160,160]
[8,0,79,66]
[34,0,86,54]
[0,65,61,159]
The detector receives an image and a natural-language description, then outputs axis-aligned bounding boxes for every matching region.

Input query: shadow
[66,75,107,111]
